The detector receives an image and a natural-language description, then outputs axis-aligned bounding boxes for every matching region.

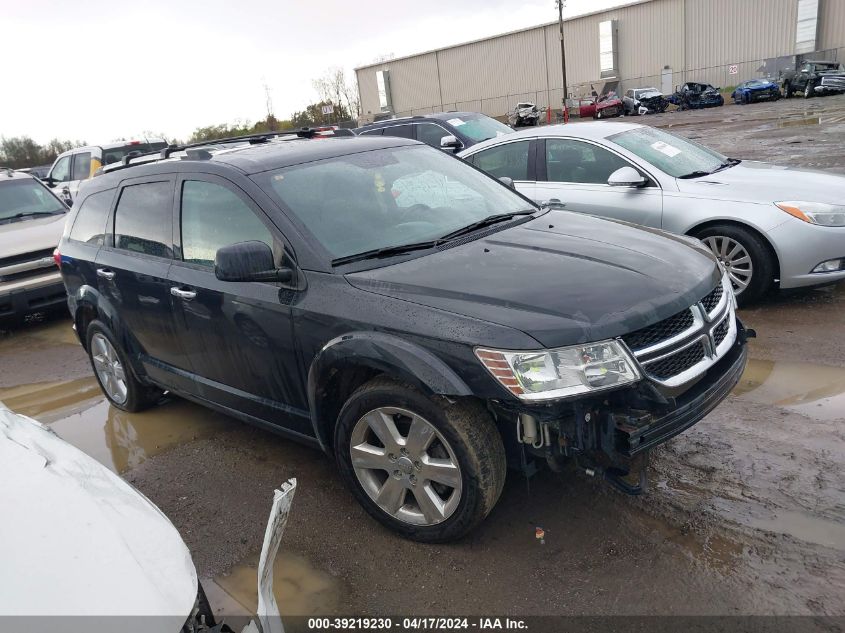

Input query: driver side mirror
[440,135,463,153]
[215,241,293,283]
[608,166,647,188]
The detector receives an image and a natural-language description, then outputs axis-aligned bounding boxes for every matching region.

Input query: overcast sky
[1,0,627,144]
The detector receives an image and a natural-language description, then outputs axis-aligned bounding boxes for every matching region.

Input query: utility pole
[556,0,568,122]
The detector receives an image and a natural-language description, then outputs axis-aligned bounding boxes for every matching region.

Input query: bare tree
[312,67,360,121]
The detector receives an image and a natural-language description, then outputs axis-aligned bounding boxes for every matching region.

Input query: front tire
[85,320,163,412]
[694,224,774,306]
[804,81,814,98]
[334,377,506,542]
[783,81,792,98]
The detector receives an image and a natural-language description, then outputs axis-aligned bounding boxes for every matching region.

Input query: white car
[460,122,845,303]
[44,139,168,205]
[0,403,294,633]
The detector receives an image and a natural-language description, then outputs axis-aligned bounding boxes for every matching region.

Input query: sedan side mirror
[440,135,463,153]
[498,176,515,189]
[607,166,647,187]
[215,240,293,283]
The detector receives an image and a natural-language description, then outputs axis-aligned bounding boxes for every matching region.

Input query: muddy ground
[1,95,844,623]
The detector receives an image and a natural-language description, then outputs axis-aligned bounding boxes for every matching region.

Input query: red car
[593,92,624,119]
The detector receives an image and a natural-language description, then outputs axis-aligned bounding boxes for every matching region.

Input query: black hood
[346,211,720,349]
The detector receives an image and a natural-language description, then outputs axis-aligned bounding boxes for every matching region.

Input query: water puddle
[205,551,342,624]
[631,508,744,573]
[0,318,78,353]
[777,116,821,127]
[0,378,231,473]
[732,359,845,420]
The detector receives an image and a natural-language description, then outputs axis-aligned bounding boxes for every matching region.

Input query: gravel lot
[1,94,844,623]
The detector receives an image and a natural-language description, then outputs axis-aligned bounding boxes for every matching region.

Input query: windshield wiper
[0,210,63,224]
[437,210,536,242]
[678,158,741,179]
[712,158,741,173]
[332,240,442,266]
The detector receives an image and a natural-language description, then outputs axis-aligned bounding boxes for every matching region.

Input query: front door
[68,151,92,203]
[95,175,195,391]
[466,138,537,201]
[167,174,311,435]
[533,137,662,227]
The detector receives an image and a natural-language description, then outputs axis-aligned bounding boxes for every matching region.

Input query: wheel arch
[686,218,781,283]
[307,332,474,453]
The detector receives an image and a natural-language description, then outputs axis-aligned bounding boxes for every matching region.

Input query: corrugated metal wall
[355,0,845,120]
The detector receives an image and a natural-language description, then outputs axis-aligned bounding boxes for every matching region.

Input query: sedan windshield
[256,145,532,262]
[0,179,66,223]
[446,114,514,143]
[609,126,729,178]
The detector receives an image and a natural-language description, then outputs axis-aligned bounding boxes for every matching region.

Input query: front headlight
[475,340,640,401]
[775,201,845,227]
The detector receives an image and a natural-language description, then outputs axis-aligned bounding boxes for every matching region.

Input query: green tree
[0,136,85,169]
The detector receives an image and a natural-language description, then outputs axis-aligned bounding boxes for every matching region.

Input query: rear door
[167,173,311,435]
[94,175,194,390]
[533,137,662,226]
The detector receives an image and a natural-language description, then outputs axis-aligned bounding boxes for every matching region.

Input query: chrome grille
[713,315,730,347]
[646,341,707,380]
[622,308,694,352]
[623,277,737,388]
[700,284,723,314]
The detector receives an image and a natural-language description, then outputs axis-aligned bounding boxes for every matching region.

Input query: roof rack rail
[98,127,352,176]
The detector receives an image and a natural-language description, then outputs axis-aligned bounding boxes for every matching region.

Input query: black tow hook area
[604,465,648,496]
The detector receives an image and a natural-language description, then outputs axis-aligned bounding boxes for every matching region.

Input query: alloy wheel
[91,333,128,404]
[702,235,753,295]
[349,407,462,526]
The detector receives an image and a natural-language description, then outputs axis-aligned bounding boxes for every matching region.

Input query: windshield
[636,89,660,97]
[102,141,168,166]
[0,179,65,223]
[815,62,844,71]
[256,145,531,261]
[445,114,513,142]
[609,126,728,178]
[745,80,768,87]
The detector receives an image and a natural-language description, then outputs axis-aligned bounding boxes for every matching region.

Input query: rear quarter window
[69,190,113,245]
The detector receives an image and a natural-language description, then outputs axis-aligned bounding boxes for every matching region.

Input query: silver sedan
[459,121,845,304]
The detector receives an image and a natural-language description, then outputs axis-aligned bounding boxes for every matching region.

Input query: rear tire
[693,224,774,306]
[334,377,506,542]
[85,320,163,412]
[783,81,792,98]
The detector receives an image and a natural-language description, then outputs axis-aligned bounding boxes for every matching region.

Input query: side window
[416,123,450,148]
[51,156,71,183]
[471,140,531,180]
[180,180,274,268]
[358,128,383,136]
[71,152,92,181]
[380,124,414,139]
[625,90,634,98]
[69,190,113,245]
[114,181,174,258]
[545,138,630,185]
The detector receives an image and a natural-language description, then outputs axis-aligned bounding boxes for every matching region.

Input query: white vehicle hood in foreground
[0,213,67,259]
[675,160,845,205]
[0,404,197,620]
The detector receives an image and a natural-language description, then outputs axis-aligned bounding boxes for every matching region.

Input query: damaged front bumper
[491,318,751,494]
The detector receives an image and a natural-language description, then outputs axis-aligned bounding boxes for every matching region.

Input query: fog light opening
[812,258,845,273]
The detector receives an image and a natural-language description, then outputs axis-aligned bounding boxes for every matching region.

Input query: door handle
[170,286,197,301]
[541,199,566,208]
[96,268,115,280]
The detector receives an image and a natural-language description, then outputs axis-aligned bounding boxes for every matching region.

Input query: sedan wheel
[350,406,462,526]
[701,235,753,296]
[91,332,128,405]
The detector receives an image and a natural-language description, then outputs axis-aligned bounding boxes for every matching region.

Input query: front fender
[307,331,473,451]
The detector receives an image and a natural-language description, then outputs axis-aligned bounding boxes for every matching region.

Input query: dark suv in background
[56,131,750,542]
[355,112,513,153]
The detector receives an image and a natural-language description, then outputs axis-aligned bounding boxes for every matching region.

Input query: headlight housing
[775,201,845,227]
[475,340,640,401]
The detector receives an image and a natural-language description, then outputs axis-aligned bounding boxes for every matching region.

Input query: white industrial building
[355,0,845,121]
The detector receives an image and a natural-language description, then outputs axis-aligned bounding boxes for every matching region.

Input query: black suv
[355,112,514,153]
[57,132,750,542]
